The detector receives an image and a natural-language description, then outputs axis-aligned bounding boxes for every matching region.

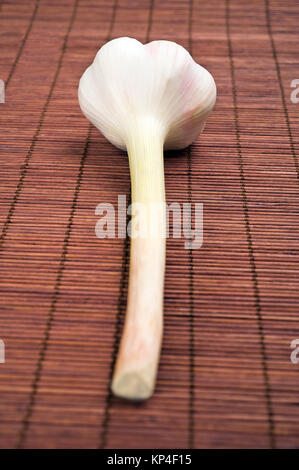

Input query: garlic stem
[111,121,166,400]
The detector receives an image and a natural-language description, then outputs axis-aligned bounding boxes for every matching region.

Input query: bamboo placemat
[0,0,298,449]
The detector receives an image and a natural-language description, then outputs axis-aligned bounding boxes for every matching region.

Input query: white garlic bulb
[79,37,216,151]
[78,37,216,400]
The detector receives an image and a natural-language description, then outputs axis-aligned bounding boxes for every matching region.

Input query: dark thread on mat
[0,0,79,251]
[106,0,118,41]
[99,0,155,449]
[146,0,154,42]
[187,146,195,450]
[99,208,130,449]
[6,0,40,87]
[265,0,299,180]
[226,0,276,449]
[15,0,80,449]
[187,0,195,450]
[16,124,91,448]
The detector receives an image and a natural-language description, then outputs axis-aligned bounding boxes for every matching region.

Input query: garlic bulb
[78,37,216,400]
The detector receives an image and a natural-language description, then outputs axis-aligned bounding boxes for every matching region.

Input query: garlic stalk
[78,37,216,400]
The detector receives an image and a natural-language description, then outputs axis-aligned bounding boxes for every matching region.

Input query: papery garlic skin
[78,37,216,151]
[78,37,216,400]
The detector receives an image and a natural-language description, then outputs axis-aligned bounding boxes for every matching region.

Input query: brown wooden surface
[0,0,298,449]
